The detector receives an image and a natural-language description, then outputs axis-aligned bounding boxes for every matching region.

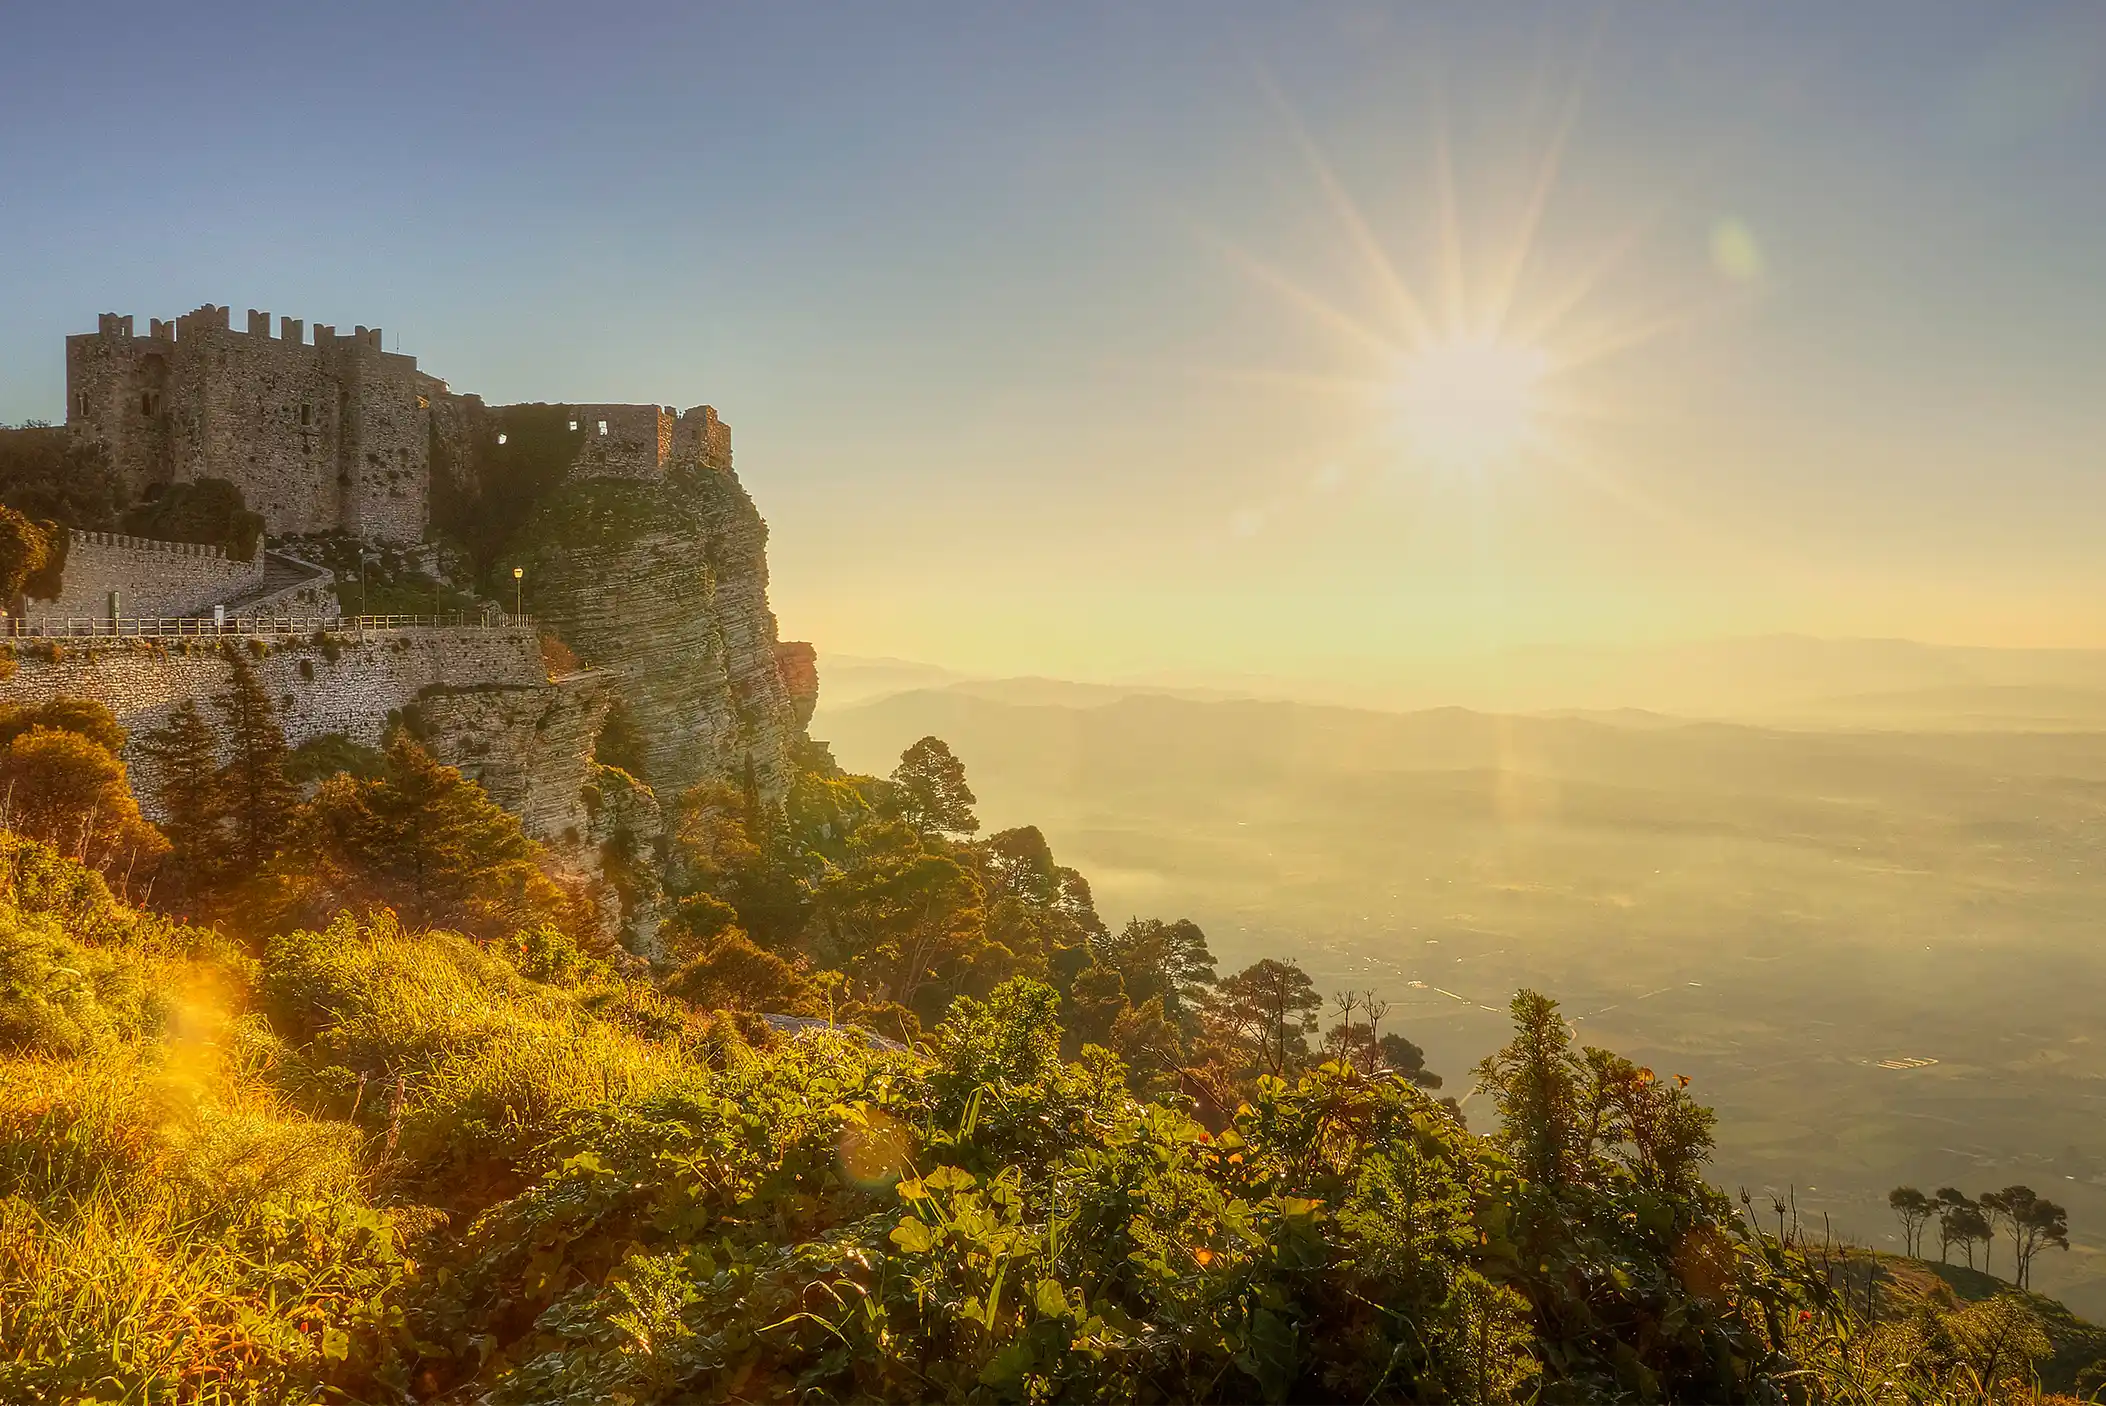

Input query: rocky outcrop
[411,670,612,853]
[510,462,805,807]
[581,762,665,953]
[776,641,819,731]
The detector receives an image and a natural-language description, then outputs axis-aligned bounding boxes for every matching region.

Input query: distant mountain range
[821,635,2106,730]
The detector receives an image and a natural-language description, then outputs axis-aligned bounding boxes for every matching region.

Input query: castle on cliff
[11,303,818,949]
[66,304,735,547]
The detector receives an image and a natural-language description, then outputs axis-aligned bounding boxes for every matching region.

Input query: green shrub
[0,911,164,1056]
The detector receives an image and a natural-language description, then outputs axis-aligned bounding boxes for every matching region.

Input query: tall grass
[261,912,698,1198]
[0,1038,393,1402]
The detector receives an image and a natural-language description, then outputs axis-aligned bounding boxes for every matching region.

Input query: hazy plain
[819,643,2106,1315]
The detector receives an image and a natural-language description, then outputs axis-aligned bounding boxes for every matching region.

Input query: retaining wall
[0,627,546,820]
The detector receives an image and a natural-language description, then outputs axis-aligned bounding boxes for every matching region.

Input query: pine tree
[890,735,978,835]
[292,731,572,938]
[138,698,228,901]
[212,653,297,869]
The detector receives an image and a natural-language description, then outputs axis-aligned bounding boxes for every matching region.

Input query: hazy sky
[7,3,2106,683]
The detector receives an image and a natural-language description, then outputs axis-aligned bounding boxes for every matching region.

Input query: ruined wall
[671,404,734,472]
[536,403,732,482]
[566,404,675,479]
[36,530,262,619]
[65,307,427,543]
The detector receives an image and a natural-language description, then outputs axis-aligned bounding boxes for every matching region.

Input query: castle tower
[64,306,429,544]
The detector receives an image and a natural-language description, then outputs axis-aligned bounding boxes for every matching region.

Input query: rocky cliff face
[412,671,611,851]
[506,462,808,809]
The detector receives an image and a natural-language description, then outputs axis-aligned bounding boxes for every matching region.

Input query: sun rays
[1196,45,1746,511]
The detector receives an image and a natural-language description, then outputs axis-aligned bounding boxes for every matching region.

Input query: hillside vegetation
[4,827,2081,1403]
[0,676,2095,1399]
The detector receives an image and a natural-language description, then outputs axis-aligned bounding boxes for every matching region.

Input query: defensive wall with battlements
[42,529,263,619]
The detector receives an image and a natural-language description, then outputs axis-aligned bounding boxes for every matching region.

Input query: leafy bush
[0,910,164,1056]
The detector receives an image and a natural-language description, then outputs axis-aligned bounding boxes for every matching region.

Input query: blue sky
[7,3,2106,679]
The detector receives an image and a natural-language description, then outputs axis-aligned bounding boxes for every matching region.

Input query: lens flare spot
[839,1109,914,1188]
[1709,218,1765,283]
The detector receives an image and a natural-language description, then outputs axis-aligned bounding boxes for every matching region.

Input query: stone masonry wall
[567,404,674,480]
[36,530,263,619]
[0,627,544,817]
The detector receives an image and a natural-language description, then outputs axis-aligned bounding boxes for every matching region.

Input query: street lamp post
[513,566,524,623]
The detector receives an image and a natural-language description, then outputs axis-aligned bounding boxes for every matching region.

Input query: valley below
[820,679,2106,1317]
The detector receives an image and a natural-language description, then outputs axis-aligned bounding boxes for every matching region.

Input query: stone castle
[66,304,734,545]
[9,304,820,947]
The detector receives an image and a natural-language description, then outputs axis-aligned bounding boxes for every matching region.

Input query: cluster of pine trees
[1890,1184,2071,1287]
[112,651,580,940]
[646,731,1455,1115]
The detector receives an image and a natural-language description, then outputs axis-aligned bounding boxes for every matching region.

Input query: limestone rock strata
[411,671,612,854]
[514,466,804,806]
[581,762,666,954]
[775,641,819,731]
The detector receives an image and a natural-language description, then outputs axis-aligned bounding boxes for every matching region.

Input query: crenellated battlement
[85,306,390,352]
[67,302,427,545]
[72,529,230,560]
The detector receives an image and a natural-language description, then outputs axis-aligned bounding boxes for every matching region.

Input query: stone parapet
[37,529,263,619]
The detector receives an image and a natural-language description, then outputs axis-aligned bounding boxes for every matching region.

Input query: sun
[1393,337,1548,470]
[1192,55,1735,533]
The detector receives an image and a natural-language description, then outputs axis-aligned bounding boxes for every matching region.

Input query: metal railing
[5,612,535,639]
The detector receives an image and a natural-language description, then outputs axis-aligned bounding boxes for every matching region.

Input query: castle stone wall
[0,628,545,803]
[567,404,675,480]
[672,404,734,472]
[36,531,263,619]
[66,307,427,543]
[551,403,734,481]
